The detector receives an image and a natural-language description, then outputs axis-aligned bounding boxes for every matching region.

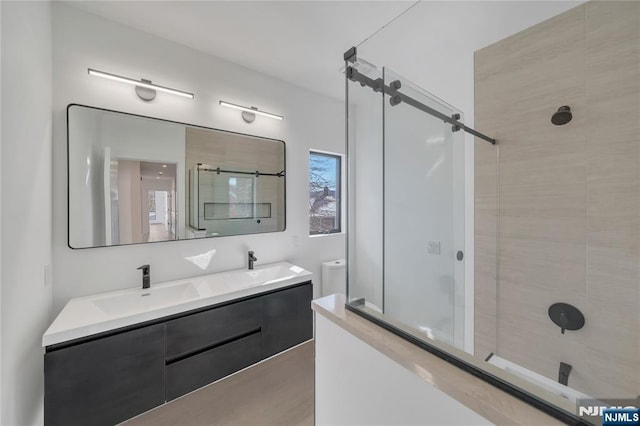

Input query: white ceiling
[66,1,582,101]
[140,161,177,180]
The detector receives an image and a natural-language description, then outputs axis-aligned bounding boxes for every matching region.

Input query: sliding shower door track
[344,303,590,426]
[344,47,496,145]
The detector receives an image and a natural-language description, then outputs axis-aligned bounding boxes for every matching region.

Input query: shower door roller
[456,251,464,261]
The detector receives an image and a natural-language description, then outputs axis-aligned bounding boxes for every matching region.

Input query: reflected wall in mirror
[68,105,286,249]
[186,127,285,238]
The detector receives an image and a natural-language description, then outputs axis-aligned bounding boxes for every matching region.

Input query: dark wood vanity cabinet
[262,282,313,358]
[166,332,262,401]
[44,324,166,426]
[44,282,312,426]
[164,297,263,401]
[165,296,262,360]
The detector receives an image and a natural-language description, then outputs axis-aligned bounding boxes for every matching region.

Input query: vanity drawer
[166,331,262,400]
[166,298,261,359]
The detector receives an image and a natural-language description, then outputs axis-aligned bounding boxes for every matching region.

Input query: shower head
[551,106,572,125]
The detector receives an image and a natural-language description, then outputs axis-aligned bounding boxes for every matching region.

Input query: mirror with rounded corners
[68,104,285,249]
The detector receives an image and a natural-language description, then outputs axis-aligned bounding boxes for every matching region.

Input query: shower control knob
[456,251,464,261]
[548,303,585,334]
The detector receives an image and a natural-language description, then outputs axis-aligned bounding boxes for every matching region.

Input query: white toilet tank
[321,259,346,297]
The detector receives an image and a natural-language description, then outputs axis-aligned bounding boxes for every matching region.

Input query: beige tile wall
[475,1,639,398]
[185,127,286,232]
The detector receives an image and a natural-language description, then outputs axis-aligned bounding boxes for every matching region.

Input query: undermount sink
[92,282,200,317]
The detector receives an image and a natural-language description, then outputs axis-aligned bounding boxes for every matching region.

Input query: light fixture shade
[88,68,194,99]
[219,101,284,121]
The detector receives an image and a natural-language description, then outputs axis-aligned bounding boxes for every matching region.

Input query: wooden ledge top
[312,294,565,426]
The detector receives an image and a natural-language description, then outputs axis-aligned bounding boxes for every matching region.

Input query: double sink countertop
[43,262,312,347]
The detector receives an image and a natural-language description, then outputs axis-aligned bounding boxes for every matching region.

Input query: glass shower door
[193,168,261,237]
[382,67,466,349]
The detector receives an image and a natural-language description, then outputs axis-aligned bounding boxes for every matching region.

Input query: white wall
[52,3,345,314]
[1,2,53,425]
[315,314,491,426]
[0,3,4,420]
[67,107,100,247]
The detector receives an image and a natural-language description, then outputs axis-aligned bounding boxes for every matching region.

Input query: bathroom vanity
[42,262,313,426]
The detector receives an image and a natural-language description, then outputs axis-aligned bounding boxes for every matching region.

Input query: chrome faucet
[137,264,151,289]
[248,251,258,270]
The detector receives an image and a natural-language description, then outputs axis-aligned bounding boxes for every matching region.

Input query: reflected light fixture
[88,68,194,101]
[219,100,284,122]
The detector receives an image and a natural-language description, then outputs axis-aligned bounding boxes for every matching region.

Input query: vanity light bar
[87,68,194,99]
[219,101,284,121]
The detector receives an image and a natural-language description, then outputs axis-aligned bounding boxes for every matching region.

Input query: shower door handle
[456,251,464,261]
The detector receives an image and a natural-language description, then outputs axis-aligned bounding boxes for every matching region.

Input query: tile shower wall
[185,127,285,234]
[475,2,639,398]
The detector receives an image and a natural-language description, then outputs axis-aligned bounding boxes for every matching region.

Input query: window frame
[309,150,343,236]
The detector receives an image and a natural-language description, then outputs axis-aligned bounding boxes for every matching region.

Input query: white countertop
[43,262,312,347]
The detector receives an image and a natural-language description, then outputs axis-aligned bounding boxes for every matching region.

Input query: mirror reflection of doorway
[109,159,178,244]
[147,190,175,242]
[139,161,177,243]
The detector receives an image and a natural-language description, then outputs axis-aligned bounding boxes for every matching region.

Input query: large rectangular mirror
[68,104,285,249]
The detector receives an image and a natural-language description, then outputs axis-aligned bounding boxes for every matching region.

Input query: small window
[309,151,341,235]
